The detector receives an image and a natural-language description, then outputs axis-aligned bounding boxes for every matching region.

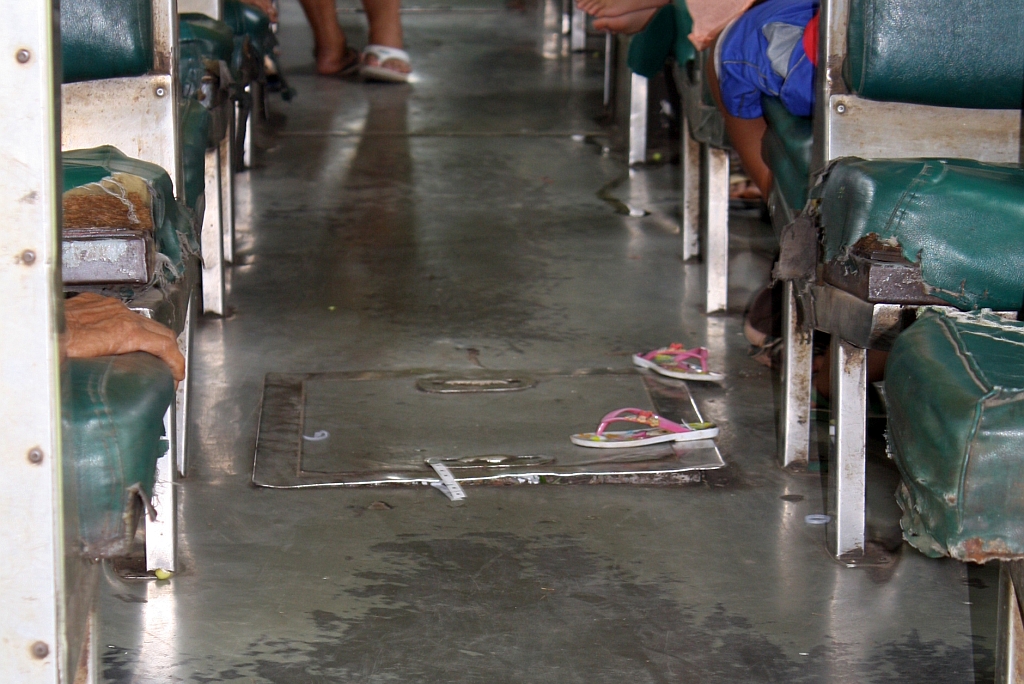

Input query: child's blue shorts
[716,0,819,119]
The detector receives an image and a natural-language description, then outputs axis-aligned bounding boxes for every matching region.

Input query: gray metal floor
[98,0,997,680]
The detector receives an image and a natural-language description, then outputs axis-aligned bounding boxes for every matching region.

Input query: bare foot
[593,6,658,34]
[64,293,185,381]
[577,0,667,19]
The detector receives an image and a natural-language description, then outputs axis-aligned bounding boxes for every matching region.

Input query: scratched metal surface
[95,0,996,680]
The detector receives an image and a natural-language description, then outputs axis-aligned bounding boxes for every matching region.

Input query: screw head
[836,103,847,114]
[27,448,43,465]
[30,641,49,659]
[20,249,36,265]
[154,86,166,97]
[16,49,31,64]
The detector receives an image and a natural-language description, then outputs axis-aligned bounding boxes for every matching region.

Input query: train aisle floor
[99,0,997,681]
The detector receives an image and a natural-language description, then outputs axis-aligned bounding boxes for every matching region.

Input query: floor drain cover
[252,369,724,488]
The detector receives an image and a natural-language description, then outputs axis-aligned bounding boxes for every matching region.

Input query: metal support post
[571,7,587,51]
[176,295,195,477]
[827,336,867,558]
[681,112,700,260]
[146,406,178,572]
[779,281,813,467]
[628,73,648,166]
[1,0,93,677]
[703,145,729,313]
[997,561,1024,684]
[202,146,226,315]
[220,116,236,264]
[602,32,615,108]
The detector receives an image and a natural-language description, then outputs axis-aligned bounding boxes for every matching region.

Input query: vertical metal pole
[147,406,178,572]
[220,117,235,264]
[628,73,648,166]
[602,32,614,107]
[828,336,867,558]
[779,281,812,467]
[570,7,587,51]
[996,561,1024,684]
[176,295,195,478]
[0,0,70,678]
[681,112,700,260]
[202,146,226,315]
[704,146,729,313]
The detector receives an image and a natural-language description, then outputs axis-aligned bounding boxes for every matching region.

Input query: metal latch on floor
[428,461,466,501]
[416,375,535,394]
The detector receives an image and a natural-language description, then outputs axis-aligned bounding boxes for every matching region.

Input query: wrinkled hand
[64,293,186,382]
[239,0,278,23]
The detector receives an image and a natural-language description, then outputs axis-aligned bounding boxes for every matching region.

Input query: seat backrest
[813,0,1023,171]
[61,0,154,83]
[844,0,1024,109]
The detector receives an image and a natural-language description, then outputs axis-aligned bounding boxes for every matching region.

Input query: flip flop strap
[362,44,410,65]
[595,408,688,435]
[641,344,708,373]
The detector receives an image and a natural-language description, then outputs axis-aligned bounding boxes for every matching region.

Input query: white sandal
[360,45,412,83]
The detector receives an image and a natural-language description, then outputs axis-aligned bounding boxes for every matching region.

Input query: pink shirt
[686,0,758,50]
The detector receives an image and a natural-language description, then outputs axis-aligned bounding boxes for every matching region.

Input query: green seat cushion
[223,0,273,55]
[817,158,1024,311]
[627,5,676,79]
[179,14,235,63]
[761,96,813,210]
[60,0,153,83]
[63,146,198,278]
[65,352,174,557]
[179,98,213,213]
[845,0,1024,109]
[887,309,1024,561]
[672,0,695,66]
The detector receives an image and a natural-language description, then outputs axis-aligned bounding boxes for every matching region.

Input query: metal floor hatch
[252,368,725,488]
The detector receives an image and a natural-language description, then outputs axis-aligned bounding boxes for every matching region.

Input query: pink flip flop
[570,407,719,448]
[632,344,724,383]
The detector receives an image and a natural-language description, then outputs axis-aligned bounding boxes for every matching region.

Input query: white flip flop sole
[360,65,410,83]
[632,354,725,383]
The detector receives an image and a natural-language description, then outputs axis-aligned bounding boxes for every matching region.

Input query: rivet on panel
[20,249,36,265]
[16,49,31,64]
[27,448,43,465]
[155,86,167,97]
[30,641,49,659]
[836,103,847,114]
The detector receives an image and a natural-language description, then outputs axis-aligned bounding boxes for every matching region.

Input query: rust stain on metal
[954,537,1020,563]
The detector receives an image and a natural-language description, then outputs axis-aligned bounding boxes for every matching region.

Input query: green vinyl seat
[65,353,174,557]
[223,0,273,59]
[63,146,198,276]
[60,0,153,83]
[845,0,1024,108]
[886,309,1024,562]
[179,13,235,65]
[761,96,812,211]
[816,157,1024,311]
[179,98,213,213]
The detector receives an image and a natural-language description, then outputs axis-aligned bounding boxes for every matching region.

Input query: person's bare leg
[297,0,351,74]
[705,37,773,198]
[592,6,657,34]
[362,0,411,74]
[576,0,667,20]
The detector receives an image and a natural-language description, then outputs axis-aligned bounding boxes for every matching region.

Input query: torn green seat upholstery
[845,0,1024,109]
[63,146,197,278]
[60,0,153,83]
[66,353,174,557]
[817,158,1024,311]
[886,309,1024,562]
[761,96,812,211]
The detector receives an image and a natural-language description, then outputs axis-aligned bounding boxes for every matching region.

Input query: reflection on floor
[99,0,997,681]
